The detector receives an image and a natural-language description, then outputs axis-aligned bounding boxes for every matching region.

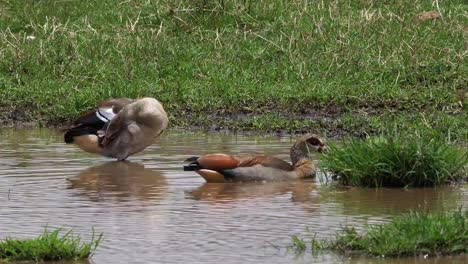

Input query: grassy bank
[0,1,466,138]
[291,210,467,257]
[320,133,468,187]
[0,228,102,262]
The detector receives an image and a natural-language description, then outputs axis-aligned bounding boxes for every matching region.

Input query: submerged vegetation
[0,0,466,138]
[291,210,468,257]
[290,231,326,255]
[0,228,102,262]
[320,133,468,187]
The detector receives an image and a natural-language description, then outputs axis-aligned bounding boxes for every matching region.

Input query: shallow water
[0,128,466,264]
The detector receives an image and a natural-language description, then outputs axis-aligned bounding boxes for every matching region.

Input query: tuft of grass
[290,235,307,253]
[290,210,467,257]
[290,228,327,255]
[320,133,468,187]
[330,210,468,257]
[0,228,103,262]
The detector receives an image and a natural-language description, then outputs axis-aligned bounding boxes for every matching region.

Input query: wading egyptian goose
[64,97,168,160]
[183,134,326,182]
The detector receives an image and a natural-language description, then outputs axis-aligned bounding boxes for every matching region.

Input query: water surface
[0,129,466,263]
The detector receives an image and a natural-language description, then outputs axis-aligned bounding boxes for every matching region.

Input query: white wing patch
[96,107,116,122]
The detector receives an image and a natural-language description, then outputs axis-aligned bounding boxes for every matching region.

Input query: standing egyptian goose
[183,134,326,182]
[64,97,168,160]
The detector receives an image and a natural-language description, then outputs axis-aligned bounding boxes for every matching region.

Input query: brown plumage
[64,97,168,160]
[183,134,326,182]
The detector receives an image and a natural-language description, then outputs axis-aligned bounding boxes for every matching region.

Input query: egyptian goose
[183,134,326,182]
[64,97,168,160]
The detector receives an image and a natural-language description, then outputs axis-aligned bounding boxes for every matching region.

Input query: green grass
[290,232,327,255]
[320,133,468,187]
[292,209,468,257]
[331,210,468,257]
[0,1,466,137]
[0,228,103,262]
[290,235,307,253]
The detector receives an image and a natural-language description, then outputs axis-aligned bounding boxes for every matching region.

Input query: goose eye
[307,137,320,145]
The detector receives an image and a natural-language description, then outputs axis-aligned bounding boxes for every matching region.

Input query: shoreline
[1,110,466,143]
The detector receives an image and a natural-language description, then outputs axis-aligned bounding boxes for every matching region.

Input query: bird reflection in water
[68,161,167,202]
[187,180,319,204]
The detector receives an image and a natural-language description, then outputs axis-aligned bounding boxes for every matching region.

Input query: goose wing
[72,98,134,130]
[184,154,293,171]
[64,98,134,144]
[100,107,129,147]
[238,155,294,171]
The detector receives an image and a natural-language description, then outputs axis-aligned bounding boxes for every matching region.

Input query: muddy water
[0,129,466,264]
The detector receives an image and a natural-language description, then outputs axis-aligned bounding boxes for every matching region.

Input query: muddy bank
[1,103,465,143]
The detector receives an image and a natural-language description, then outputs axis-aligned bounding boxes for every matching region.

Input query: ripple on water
[0,128,466,264]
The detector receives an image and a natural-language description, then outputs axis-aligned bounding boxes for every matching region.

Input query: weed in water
[310,234,327,254]
[0,228,103,262]
[330,209,468,257]
[291,209,467,257]
[290,234,307,253]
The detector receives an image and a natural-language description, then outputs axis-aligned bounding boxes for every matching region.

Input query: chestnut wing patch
[197,154,240,171]
[238,155,294,171]
[193,154,293,172]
